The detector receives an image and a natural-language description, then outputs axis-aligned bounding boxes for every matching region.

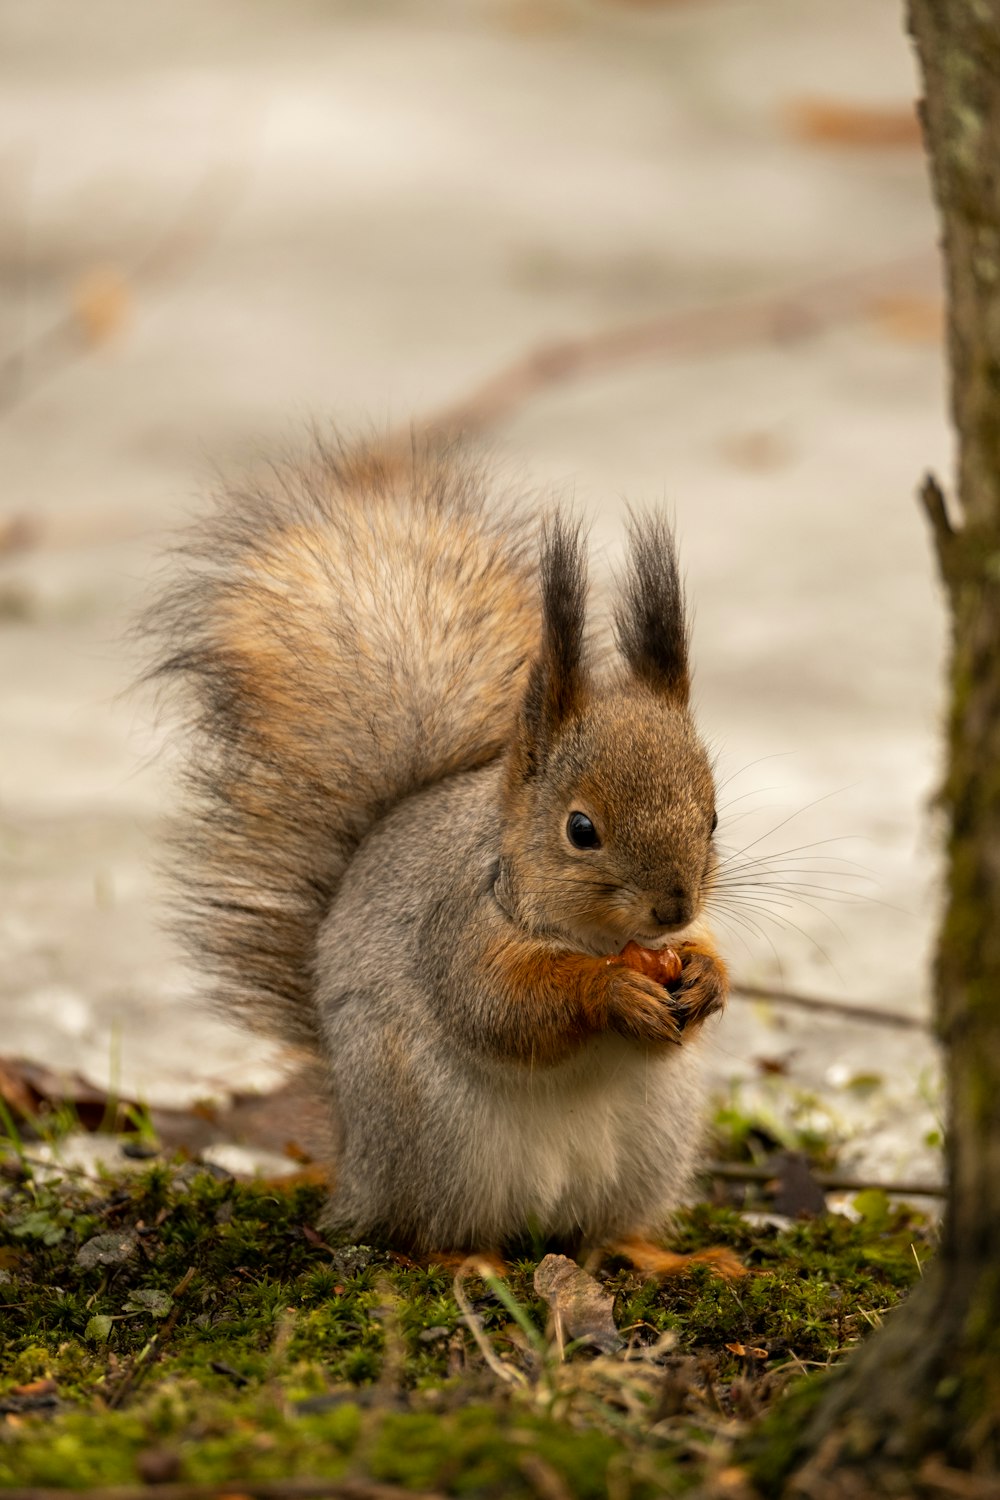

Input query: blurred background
[0,0,949,1182]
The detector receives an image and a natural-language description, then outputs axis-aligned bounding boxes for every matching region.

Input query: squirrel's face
[503,690,717,955]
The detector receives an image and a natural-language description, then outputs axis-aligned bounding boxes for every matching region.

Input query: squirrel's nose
[652,892,694,930]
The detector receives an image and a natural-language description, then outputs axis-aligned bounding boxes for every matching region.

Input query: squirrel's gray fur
[148,435,726,1253]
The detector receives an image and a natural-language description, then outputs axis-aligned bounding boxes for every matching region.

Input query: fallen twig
[729,980,928,1031]
[706,1160,945,1198]
[415,251,937,442]
[452,1258,529,1388]
[0,160,247,420]
[919,471,960,593]
[918,1456,1000,1498]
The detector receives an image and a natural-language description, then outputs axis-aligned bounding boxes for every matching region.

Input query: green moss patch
[0,1161,932,1493]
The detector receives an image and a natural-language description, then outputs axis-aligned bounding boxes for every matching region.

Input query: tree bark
[771,3,1000,1493]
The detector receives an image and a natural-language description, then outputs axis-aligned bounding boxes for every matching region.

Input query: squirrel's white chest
[461,1037,703,1239]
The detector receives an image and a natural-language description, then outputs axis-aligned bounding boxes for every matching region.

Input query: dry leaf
[0,1055,119,1133]
[868,294,944,344]
[501,0,575,33]
[10,1380,56,1398]
[72,267,131,346]
[716,1467,755,1495]
[534,1253,622,1354]
[719,430,791,473]
[0,515,41,557]
[283,1138,313,1163]
[754,1054,792,1076]
[786,99,921,149]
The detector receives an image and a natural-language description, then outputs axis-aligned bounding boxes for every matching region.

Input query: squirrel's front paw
[670,944,728,1035]
[606,969,683,1048]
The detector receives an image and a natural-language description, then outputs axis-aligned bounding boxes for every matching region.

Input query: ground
[0,1153,930,1496]
[0,2,954,1492]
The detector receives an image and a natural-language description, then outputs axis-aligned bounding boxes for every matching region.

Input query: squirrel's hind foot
[420,1249,509,1279]
[605,1235,745,1281]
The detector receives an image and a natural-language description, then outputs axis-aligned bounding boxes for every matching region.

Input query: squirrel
[149,435,729,1262]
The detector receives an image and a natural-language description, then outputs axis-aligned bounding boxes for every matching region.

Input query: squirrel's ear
[613,511,690,703]
[512,512,588,780]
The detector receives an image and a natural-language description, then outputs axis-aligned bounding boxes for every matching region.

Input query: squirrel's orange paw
[670,944,728,1035]
[607,968,683,1048]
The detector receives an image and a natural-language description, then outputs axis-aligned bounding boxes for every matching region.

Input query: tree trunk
[771,3,1000,1494]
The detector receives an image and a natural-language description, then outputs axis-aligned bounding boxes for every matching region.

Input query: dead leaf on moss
[10,1380,56,1399]
[0,1056,118,1133]
[534,1253,622,1354]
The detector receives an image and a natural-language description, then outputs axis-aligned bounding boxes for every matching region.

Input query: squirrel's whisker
[710,750,797,797]
[714,831,872,874]
[707,905,784,971]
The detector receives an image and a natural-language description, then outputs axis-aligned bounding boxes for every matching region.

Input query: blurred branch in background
[0,160,248,423]
[417,250,939,445]
[729,980,926,1032]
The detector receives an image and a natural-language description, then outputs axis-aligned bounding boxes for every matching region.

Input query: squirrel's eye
[567,812,601,850]
[711,810,719,834]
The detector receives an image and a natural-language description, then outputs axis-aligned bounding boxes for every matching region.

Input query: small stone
[418,1325,451,1343]
[329,1245,376,1278]
[121,1139,160,1160]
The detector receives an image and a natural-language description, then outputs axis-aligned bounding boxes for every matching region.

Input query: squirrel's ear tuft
[513,511,589,779]
[613,511,690,703]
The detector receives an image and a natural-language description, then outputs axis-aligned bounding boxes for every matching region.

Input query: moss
[0,1160,932,1492]
[364,1407,635,1498]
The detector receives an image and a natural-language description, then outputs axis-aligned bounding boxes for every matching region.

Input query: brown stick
[415,251,937,442]
[729,980,928,1031]
[918,1456,1000,1498]
[918,471,959,589]
[0,161,247,420]
[706,1160,945,1198]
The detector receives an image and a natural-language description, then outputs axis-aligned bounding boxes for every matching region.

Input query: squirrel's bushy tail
[147,438,540,1048]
